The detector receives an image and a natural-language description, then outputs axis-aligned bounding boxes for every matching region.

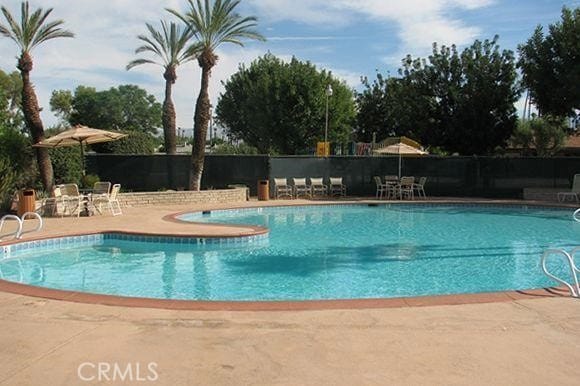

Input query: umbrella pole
[398,153,402,179]
[80,140,85,176]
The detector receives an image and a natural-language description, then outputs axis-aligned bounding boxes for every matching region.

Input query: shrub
[91,131,156,154]
[212,143,259,155]
[80,174,100,189]
[0,126,38,192]
[49,147,83,185]
[511,116,568,156]
[0,157,16,213]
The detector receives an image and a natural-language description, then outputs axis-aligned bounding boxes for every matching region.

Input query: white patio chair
[374,176,388,199]
[399,176,415,200]
[329,177,347,197]
[558,174,580,203]
[61,183,82,217]
[93,184,123,216]
[310,177,327,197]
[42,185,65,217]
[413,177,427,198]
[91,181,111,213]
[92,181,111,197]
[273,178,293,199]
[384,175,400,199]
[293,178,312,199]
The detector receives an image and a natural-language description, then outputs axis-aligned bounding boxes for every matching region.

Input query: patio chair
[310,177,327,197]
[558,174,580,203]
[273,178,293,199]
[374,176,388,199]
[93,184,123,216]
[91,181,111,213]
[293,178,312,199]
[42,185,65,217]
[412,177,427,198]
[399,176,415,200]
[384,175,400,199]
[92,181,111,197]
[329,177,347,197]
[61,183,83,217]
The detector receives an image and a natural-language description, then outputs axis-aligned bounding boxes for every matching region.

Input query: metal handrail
[17,212,43,239]
[541,248,580,297]
[574,209,580,223]
[0,215,23,242]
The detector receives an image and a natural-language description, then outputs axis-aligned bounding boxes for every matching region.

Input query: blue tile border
[2,232,269,259]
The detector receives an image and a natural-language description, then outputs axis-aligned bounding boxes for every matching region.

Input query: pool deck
[1,198,580,384]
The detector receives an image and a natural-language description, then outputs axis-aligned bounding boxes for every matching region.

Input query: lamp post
[325,84,333,155]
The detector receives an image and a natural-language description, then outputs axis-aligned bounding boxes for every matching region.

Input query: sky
[0,0,578,131]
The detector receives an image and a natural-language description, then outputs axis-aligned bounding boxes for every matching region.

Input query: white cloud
[0,0,495,128]
[250,0,494,59]
[0,0,265,128]
[245,0,350,25]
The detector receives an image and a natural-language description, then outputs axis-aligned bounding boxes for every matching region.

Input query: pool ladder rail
[541,248,580,298]
[574,208,580,223]
[0,212,43,242]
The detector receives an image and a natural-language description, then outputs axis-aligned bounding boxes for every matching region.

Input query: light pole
[325,84,333,155]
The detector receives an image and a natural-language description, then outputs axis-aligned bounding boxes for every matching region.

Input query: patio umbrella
[33,125,127,174]
[373,136,428,178]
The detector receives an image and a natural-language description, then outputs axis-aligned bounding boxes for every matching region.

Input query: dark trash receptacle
[257,180,269,201]
[18,189,36,216]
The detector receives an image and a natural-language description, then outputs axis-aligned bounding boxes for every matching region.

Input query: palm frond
[0,5,24,49]
[126,58,159,70]
[0,2,72,53]
[168,0,265,59]
[127,20,196,72]
[31,20,74,49]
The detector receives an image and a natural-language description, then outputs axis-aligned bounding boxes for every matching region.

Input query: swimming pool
[0,204,578,301]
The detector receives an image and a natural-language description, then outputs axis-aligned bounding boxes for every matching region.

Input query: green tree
[0,1,74,192]
[217,54,356,154]
[51,85,162,133]
[91,131,157,154]
[212,142,258,155]
[356,70,434,144]
[510,116,568,156]
[168,0,265,191]
[357,37,519,155]
[0,69,23,129]
[49,89,72,124]
[518,7,580,118]
[127,21,196,155]
[0,125,37,206]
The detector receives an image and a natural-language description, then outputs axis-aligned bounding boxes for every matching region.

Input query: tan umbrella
[373,136,428,178]
[33,125,127,174]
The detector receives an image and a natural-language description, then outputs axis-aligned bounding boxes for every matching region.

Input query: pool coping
[0,199,577,310]
[0,279,571,311]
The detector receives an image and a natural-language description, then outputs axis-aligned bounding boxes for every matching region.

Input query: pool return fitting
[0,212,43,242]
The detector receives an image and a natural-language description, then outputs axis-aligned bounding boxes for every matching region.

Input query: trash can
[18,189,36,217]
[257,180,269,201]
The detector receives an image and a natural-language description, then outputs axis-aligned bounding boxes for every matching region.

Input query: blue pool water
[1,204,578,301]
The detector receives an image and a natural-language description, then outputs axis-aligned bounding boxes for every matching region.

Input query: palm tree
[168,0,264,190]
[0,2,74,192]
[127,21,196,156]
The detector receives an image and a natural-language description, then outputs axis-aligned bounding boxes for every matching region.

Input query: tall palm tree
[0,2,74,192]
[127,21,196,155]
[168,0,264,190]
